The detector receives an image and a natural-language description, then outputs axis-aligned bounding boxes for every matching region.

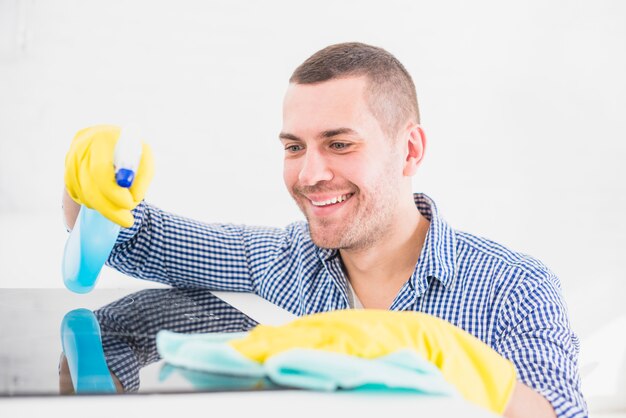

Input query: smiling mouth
[310,193,354,207]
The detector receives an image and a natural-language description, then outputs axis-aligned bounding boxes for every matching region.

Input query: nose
[298,148,333,186]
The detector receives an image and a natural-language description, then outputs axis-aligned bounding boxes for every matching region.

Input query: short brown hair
[290,42,420,138]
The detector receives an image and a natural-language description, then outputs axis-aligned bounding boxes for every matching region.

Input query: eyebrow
[279,127,360,142]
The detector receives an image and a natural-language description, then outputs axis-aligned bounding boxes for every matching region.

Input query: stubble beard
[293,178,401,251]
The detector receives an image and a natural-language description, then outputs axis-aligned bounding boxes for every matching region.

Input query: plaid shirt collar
[411,193,457,295]
[316,193,457,297]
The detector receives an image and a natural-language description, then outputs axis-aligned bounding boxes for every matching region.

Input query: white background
[0,0,624,414]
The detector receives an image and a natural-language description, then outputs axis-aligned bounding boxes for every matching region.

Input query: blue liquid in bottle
[61,308,117,393]
[62,125,142,294]
[62,207,121,294]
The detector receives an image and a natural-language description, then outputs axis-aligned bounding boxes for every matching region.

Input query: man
[63,42,586,417]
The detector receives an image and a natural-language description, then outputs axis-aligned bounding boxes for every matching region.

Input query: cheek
[283,160,299,187]
[342,157,376,185]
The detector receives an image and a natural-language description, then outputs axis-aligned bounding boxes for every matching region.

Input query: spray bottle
[62,126,143,294]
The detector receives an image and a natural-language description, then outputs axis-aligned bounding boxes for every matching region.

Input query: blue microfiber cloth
[156,330,457,396]
[157,331,265,376]
[159,363,277,390]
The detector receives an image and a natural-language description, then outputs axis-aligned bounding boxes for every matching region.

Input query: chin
[309,232,341,249]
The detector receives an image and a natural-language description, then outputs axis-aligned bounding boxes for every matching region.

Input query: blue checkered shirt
[108,193,587,417]
[94,288,260,392]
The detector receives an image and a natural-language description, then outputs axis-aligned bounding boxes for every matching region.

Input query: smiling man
[280,75,429,310]
[62,43,587,417]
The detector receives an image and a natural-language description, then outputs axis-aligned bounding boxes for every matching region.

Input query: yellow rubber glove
[64,125,154,228]
[229,309,516,415]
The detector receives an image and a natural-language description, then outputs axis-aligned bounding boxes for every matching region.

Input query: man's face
[280,76,407,250]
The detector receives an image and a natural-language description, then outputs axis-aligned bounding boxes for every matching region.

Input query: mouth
[310,193,354,207]
[305,192,355,216]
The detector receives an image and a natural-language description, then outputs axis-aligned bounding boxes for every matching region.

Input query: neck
[339,194,430,309]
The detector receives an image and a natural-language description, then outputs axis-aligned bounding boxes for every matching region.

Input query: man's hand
[58,353,124,394]
[64,125,154,228]
[228,309,557,417]
[229,309,516,414]
[504,381,556,418]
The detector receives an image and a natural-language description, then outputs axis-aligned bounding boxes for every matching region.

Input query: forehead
[282,76,378,136]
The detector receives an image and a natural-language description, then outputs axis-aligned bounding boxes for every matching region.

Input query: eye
[284,144,303,153]
[330,142,350,150]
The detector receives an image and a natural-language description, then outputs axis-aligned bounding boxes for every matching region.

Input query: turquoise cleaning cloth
[159,363,278,391]
[156,330,457,396]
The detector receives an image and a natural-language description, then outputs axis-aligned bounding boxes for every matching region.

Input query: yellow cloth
[64,125,154,227]
[230,309,516,415]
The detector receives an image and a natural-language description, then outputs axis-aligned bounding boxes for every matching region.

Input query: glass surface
[0,287,284,397]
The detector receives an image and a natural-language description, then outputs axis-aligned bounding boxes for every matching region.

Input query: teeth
[311,193,352,207]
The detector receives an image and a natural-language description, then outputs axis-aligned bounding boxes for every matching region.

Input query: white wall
[1,0,625,412]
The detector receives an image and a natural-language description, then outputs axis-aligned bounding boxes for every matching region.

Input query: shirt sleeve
[494,269,588,418]
[94,288,260,391]
[107,201,292,291]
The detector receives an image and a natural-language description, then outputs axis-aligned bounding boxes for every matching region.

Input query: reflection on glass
[60,308,116,393]
[58,288,266,394]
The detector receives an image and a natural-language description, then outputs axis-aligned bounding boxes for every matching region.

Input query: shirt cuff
[101,335,141,392]
[116,200,147,245]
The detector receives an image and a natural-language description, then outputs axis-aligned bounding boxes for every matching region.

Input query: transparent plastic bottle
[62,126,142,293]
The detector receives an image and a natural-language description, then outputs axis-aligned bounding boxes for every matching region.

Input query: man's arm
[64,184,256,290]
[495,270,587,418]
[62,188,80,231]
[58,353,124,394]
[63,184,260,291]
[504,381,557,418]
[93,288,260,392]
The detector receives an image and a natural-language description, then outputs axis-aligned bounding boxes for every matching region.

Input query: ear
[402,124,426,176]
